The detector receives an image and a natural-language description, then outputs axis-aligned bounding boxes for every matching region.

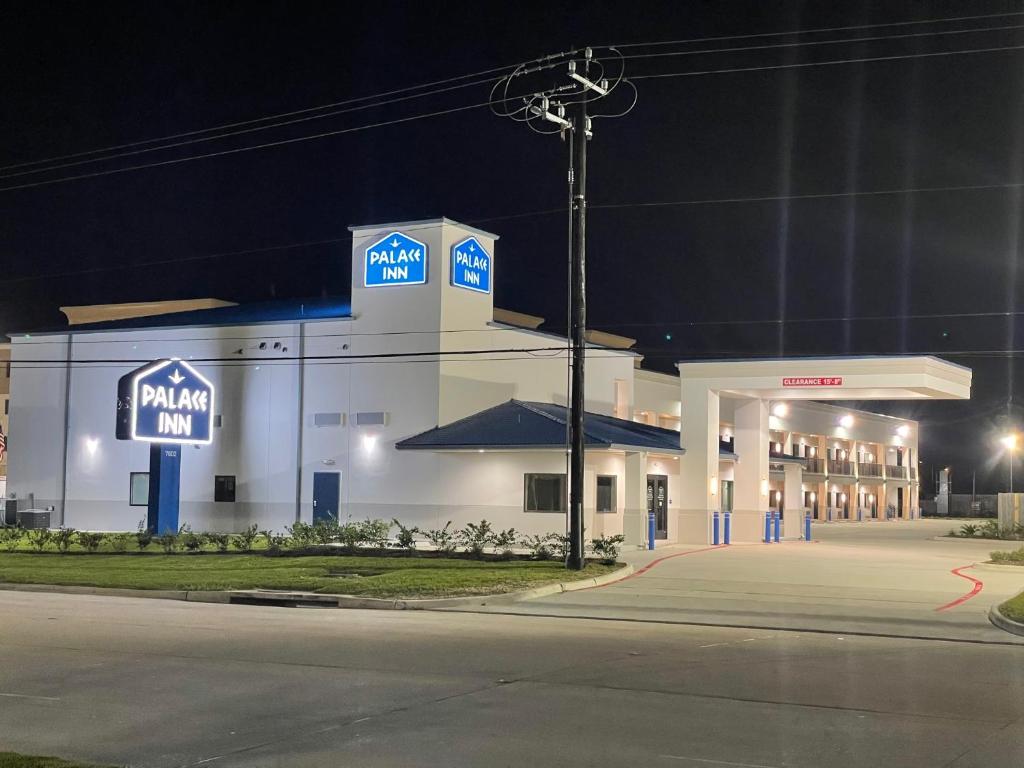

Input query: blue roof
[61,296,351,333]
[396,400,685,453]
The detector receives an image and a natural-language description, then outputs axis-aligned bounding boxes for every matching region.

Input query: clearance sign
[782,377,844,387]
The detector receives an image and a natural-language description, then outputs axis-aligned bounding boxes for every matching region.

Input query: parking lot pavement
[461,519,1024,642]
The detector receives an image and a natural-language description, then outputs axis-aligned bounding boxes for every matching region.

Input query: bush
[27,529,53,552]
[424,521,457,555]
[991,548,1024,564]
[0,526,23,552]
[392,519,420,552]
[155,531,179,554]
[361,519,392,550]
[233,524,259,552]
[311,519,340,546]
[287,521,316,549]
[52,527,76,553]
[337,521,365,552]
[549,532,571,560]
[590,534,625,565]
[980,520,1001,539]
[205,532,231,553]
[77,531,105,553]
[519,533,556,560]
[960,523,979,538]
[491,528,517,559]
[136,520,154,551]
[108,532,133,553]
[180,525,206,553]
[459,520,494,558]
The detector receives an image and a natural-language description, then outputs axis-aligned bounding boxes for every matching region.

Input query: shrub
[960,523,979,538]
[52,527,77,553]
[108,532,133,553]
[155,531,179,554]
[287,521,316,549]
[180,525,206,553]
[361,519,392,550]
[261,530,289,553]
[392,519,420,552]
[0,526,24,552]
[549,532,571,559]
[491,528,518,559]
[519,533,556,560]
[205,532,231,553]
[590,534,626,565]
[77,531,105,553]
[991,548,1024,564]
[424,521,457,555]
[136,520,154,551]
[979,520,1001,539]
[337,521,365,552]
[233,524,259,552]
[27,529,53,552]
[459,520,494,558]
[312,519,340,546]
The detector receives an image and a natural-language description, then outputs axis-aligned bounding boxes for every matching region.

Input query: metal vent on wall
[314,412,343,427]
[354,411,388,426]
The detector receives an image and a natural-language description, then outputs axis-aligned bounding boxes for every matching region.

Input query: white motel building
[5,217,973,546]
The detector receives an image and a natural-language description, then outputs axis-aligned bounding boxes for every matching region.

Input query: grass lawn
[0,754,110,768]
[0,553,619,598]
[1000,591,1024,623]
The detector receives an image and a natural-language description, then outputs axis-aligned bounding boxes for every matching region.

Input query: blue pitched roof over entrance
[396,400,685,453]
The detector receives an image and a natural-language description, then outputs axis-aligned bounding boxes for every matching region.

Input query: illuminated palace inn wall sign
[364,231,428,287]
[450,236,491,293]
[116,359,215,445]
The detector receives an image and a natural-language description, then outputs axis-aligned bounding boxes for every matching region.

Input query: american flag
[0,426,6,461]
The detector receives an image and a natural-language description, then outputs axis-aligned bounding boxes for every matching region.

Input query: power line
[607,9,1024,49]
[0,74,507,182]
[630,42,1024,80]
[0,61,527,174]
[616,22,1024,62]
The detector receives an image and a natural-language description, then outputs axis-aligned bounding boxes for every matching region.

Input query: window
[524,473,566,513]
[214,475,236,502]
[596,475,617,513]
[3,398,7,415]
[129,472,149,506]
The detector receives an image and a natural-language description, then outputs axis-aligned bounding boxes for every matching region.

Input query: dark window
[129,472,149,506]
[3,398,8,415]
[524,473,566,513]
[215,475,236,502]
[596,475,617,513]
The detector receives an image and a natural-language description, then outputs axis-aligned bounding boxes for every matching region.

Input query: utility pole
[492,48,634,570]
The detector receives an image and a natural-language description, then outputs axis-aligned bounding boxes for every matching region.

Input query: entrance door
[647,474,668,539]
[312,471,341,523]
[897,487,905,518]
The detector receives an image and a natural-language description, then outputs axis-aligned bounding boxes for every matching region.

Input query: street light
[1002,434,1019,493]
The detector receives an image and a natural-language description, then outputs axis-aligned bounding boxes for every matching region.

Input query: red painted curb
[579,544,727,591]
[935,565,984,612]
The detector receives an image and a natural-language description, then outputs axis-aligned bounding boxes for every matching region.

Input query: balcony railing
[886,465,908,480]
[858,462,883,478]
[828,459,854,475]
[804,457,825,474]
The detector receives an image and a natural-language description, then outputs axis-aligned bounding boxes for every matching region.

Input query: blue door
[312,472,341,523]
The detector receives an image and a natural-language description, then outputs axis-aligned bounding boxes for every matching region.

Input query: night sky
[3,0,1024,493]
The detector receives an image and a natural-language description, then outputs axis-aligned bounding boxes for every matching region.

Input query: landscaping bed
[0,754,109,768]
[999,591,1024,623]
[0,553,618,598]
[989,548,1024,566]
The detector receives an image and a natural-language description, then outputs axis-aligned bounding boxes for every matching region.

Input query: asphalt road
[2,588,1024,767]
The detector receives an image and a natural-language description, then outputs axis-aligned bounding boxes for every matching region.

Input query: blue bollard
[804,513,812,541]
[713,510,720,545]
[723,511,731,545]
[773,510,781,542]
[764,511,772,543]
[857,506,863,522]
[647,511,656,550]
[827,507,833,522]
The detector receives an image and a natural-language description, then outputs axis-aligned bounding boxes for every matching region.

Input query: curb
[0,564,633,610]
[973,561,1024,573]
[989,601,1024,638]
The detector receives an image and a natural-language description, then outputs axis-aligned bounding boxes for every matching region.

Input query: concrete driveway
[464,519,1024,642]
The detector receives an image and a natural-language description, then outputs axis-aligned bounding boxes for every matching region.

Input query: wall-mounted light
[868,493,875,502]
[772,402,788,418]
[774,442,782,453]
[840,449,847,460]
[774,490,782,502]
[840,414,855,429]
[362,434,377,453]
[810,491,817,502]
[809,446,817,457]
[897,424,911,438]
[840,492,847,503]
[85,437,99,456]
[710,476,717,496]
[760,478,769,497]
